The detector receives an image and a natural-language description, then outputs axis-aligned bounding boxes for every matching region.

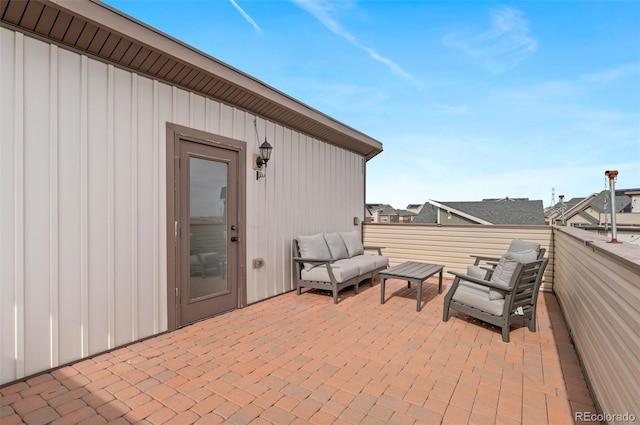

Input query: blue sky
[105,0,640,208]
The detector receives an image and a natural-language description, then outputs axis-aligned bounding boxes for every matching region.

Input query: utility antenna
[550,187,555,208]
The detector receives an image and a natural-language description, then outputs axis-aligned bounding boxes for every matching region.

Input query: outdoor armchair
[469,239,546,280]
[443,255,549,342]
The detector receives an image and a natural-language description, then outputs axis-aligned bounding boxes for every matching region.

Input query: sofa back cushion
[324,233,349,260]
[296,234,331,271]
[339,231,364,257]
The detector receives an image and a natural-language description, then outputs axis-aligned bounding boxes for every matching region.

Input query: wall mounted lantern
[256,139,273,180]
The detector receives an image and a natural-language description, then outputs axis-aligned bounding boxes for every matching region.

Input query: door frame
[166,123,247,331]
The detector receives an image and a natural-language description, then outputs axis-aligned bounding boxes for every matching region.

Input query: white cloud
[442,6,537,74]
[290,0,423,87]
[229,0,262,32]
[582,63,640,83]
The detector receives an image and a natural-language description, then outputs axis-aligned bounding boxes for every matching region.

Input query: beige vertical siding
[0,28,365,384]
[553,226,640,424]
[363,223,554,290]
[245,121,365,305]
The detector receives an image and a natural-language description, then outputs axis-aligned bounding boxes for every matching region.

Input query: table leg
[438,270,443,294]
[380,277,386,304]
[416,280,422,312]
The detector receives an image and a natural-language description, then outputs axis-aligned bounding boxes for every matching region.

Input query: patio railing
[363,223,640,424]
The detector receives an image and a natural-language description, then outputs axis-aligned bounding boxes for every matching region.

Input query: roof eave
[1,0,383,159]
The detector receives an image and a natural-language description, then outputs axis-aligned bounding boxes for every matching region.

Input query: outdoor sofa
[293,231,388,303]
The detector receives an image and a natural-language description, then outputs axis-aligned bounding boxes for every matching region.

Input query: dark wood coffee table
[379,261,444,312]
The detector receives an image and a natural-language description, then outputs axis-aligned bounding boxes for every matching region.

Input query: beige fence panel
[362,223,554,291]
[553,226,640,424]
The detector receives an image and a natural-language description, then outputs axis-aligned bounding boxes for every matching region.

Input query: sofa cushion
[297,234,332,271]
[450,281,505,316]
[345,256,376,275]
[488,250,538,300]
[324,232,349,260]
[339,231,364,257]
[300,259,360,283]
[372,255,389,269]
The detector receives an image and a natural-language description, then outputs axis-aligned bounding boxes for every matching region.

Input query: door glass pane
[189,157,228,301]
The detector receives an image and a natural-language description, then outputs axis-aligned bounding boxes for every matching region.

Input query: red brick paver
[0,277,596,424]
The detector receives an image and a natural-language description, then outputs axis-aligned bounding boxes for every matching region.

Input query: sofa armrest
[292,257,332,266]
[363,246,384,255]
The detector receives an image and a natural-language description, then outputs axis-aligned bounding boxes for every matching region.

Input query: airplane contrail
[229,0,262,32]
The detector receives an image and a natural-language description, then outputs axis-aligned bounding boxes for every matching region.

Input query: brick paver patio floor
[1,277,596,424]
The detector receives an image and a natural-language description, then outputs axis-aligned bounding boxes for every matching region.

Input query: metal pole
[559,194,565,225]
[605,170,619,243]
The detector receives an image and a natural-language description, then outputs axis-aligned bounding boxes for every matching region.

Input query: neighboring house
[414,198,545,225]
[1,0,383,385]
[397,209,417,223]
[365,206,373,223]
[562,189,633,226]
[365,203,384,223]
[373,205,399,223]
[560,189,640,244]
[367,204,417,223]
[545,197,585,225]
[406,203,424,214]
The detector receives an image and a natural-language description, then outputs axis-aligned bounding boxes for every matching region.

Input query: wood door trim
[166,123,247,331]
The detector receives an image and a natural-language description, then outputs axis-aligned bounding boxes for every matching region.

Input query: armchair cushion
[466,265,490,280]
[296,234,332,271]
[451,282,505,316]
[324,232,349,260]
[489,250,538,300]
[508,239,541,254]
[339,231,364,257]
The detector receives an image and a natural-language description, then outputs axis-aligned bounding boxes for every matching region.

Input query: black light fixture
[256,139,273,180]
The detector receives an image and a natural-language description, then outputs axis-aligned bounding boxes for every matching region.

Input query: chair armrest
[470,255,500,266]
[364,246,385,255]
[447,271,512,292]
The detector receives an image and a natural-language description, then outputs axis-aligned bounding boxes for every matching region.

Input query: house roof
[0,0,383,160]
[561,189,636,223]
[413,203,439,223]
[366,204,385,211]
[376,207,398,216]
[545,197,585,219]
[415,199,545,225]
[396,209,417,217]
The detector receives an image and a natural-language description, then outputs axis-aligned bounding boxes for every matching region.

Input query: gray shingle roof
[415,199,545,225]
[396,209,417,217]
[413,203,439,224]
